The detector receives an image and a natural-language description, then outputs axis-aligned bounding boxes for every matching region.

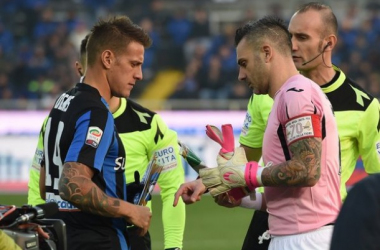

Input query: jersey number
[44,118,64,193]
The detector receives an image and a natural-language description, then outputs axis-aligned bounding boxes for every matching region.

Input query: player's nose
[238,70,246,82]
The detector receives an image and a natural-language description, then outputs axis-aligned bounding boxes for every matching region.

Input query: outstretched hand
[173,179,207,206]
[214,193,241,208]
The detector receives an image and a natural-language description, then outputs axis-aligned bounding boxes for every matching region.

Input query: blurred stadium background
[0,0,378,249]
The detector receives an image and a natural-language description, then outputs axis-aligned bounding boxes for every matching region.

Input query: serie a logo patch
[85,126,103,148]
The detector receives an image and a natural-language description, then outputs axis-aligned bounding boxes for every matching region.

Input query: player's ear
[75,61,83,77]
[263,45,272,63]
[101,50,113,69]
[324,35,337,51]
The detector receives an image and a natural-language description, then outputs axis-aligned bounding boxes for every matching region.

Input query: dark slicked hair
[296,2,338,36]
[87,15,152,66]
[235,16,292,56]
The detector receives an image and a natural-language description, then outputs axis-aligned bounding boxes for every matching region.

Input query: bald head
[294,2,338,37]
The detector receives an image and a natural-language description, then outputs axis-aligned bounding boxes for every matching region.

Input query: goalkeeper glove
[200,144,264,197]
[205,124,235,162]
[205,124,252,199]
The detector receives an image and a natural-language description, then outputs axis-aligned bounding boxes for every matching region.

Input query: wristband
[245,162,263,191]
[240,193,263,210]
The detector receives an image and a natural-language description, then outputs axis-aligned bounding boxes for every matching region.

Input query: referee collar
[320,65,346,93]
[112,98,127,118]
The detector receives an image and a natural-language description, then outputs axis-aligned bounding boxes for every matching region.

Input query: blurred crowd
[0,0,379,110]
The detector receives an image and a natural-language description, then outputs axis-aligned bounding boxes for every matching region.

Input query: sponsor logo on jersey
[155,146,177,173]
[85,126,103,148]
[46,193,79,211]
[132,108,151,124]
[285,116,315,144]
[154,125,164,144]
[114,156,126,171]
[241,112,252,136]
[376,142,380,162]
[350,84,370,107]
[31,149,44,171]
[286,87,304,93]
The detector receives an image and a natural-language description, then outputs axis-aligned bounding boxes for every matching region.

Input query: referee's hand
[173,179,206,206]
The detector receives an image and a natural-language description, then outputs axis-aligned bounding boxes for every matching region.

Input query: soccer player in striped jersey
[77,32,186,250]
[32,16,152,250]
[29,26,185,250]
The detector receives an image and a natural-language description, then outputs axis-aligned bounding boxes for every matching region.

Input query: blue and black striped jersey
[43,83,128,250]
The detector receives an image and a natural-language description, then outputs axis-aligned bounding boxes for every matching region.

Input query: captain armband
[285,114,322,144]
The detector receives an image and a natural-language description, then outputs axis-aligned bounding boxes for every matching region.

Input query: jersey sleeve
[28,116,48,206]
[358,98,380,173]
[281,87,317,120]
[239,94,273,148]
[147,114,185,249]
[279,83,324,146]
[66,108,114,171]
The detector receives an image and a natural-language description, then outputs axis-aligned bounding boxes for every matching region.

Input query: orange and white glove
[199,146,264,197]
[203,124,263,198]
[205,124,235,162]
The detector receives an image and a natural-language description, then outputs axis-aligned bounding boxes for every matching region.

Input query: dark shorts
[65,226,125,250]
[242,210,270,250]
[127,226,151,250]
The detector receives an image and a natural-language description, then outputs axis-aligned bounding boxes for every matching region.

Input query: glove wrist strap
[240,192,263,210]
[245,161,263,191]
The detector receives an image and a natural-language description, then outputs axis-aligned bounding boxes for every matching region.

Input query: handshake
[199,124,263,200]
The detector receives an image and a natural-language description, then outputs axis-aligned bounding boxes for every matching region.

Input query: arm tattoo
[261,137,322,187]
[59,162,121,217]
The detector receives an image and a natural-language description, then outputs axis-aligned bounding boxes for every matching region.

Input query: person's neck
[84,67,112,104]
[268,57,299,98]
[108,97,121,113]
[300,65,336,86]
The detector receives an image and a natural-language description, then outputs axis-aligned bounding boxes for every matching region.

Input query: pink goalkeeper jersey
[262,74,341,236]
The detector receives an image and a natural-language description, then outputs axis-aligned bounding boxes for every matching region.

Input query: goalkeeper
[225,3,380,250]
[28,33,185,250]
[174,16,341,250]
